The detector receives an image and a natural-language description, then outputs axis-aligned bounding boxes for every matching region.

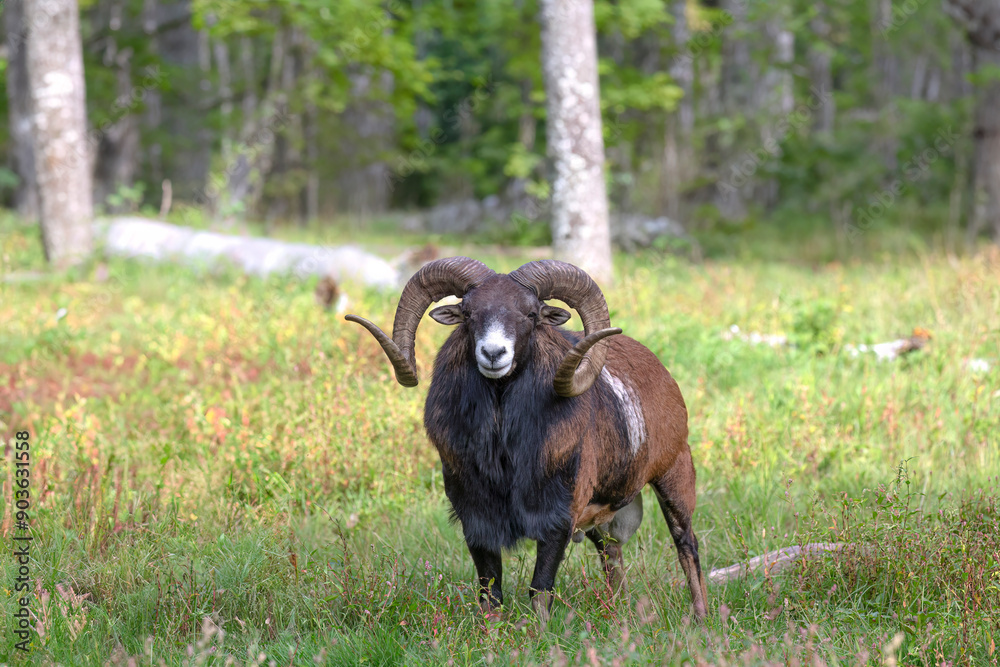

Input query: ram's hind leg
[468,544,503,614]
[651,450,708,620]
[585,494,643,594]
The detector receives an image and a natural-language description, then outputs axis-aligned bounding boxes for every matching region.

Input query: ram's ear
[429,304,464,325]
[540,304,571,326]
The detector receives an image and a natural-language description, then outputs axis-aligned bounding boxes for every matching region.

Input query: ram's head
[346,257,621,396]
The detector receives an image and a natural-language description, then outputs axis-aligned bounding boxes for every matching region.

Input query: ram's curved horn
[509,260,620,397]
[345,257,496,386]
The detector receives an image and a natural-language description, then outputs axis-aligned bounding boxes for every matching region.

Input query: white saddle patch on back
[602,368,646,455]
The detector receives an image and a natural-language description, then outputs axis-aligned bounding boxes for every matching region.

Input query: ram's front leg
[468,544,503,613]
[528,530,572,623]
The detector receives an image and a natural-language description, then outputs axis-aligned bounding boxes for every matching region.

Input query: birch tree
[26,0,93,267]
[539,0,613,285]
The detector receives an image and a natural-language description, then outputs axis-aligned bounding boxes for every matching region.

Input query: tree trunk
[26,0,94,268]
[4,0,41,221]
[221,29,290,220]
[303,99,319,224]
[137,0,210,203]
[334,68,395,220]
[719,0,751,113]
[298,37,320,226]
[93,31,141,211]
[808,8,835,133]
[970,45,1000,241]
[756,19,794,209]
[872,0,899,172]
[943,0,1000,241]
[266,28,304,224]
[212,37,236,221]
[662,0,694,220]
[539,0,613,285]
[714,0,751,220]
[142,0,162,195]
[240,36,258,128]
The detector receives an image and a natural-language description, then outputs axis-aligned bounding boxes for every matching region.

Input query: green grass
[1,213,999,665]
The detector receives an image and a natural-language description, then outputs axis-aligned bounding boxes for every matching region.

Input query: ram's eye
[528,312,538,320]
[462,310,471,319]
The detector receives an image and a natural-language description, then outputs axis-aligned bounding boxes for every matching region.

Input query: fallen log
[707,542,847,584]
[95,217,400,288]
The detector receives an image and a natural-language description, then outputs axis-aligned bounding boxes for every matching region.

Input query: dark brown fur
[315,275,340,310]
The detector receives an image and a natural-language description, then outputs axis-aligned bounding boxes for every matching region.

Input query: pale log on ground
[95,217,399,288]
[707,543,847,584]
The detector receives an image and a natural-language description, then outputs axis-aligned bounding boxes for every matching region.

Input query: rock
[611,213,689,250]
[405,182,540,236]
[391,188,692,252]
[425,199,485,234]
[399,213,425,232]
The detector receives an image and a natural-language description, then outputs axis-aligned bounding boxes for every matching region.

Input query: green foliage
[595,0,672,40]
[503,143,543,181]
[599,67,683,115]
[104,181,147,214]
[489,212,553,247]
[381,0,692,208]
[774,93,970,237]
[18,0,977,239]
[789,297,840,353]
[0,167,20,193]
[193,0,434,112]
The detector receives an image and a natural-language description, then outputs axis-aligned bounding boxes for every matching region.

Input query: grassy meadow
[1,214,999,665]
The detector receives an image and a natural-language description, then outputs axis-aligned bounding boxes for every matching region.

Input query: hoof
[531,591,554,628]
[606,566,625,596]
[479,598,501,615]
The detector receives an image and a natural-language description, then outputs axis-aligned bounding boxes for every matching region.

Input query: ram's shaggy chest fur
[424,327,646,551]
